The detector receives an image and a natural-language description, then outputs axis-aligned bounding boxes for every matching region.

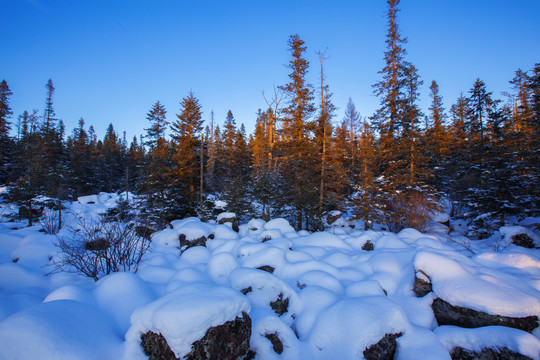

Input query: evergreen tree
[0,80,13,183]
[276,34,319,230]
[170,91,204,217]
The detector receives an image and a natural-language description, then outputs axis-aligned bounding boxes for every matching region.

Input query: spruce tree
[0,80,13,183]
[170,91,204,217]
[276,34,319,230]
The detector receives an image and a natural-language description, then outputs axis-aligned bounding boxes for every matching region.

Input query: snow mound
[0,300,122,360]
[415,251,540,317]
[124,283,250,359]
[292,232,352,251]
[265,218,296,234]
[309,296,409,360]
[94,272,156,335]
[434,325,540,360]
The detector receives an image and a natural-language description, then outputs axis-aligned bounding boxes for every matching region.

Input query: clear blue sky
[2,0,539,140]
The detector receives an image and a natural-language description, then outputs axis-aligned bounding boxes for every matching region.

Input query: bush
[40,209,65,235]
[51,218,151,281]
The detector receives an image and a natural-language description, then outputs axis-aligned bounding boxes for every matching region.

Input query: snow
[414,251,540,317]
[1,192,540,359]
[124,284,250,359]
[308,296,409,360]
[0,300,123,360]
[434,325,540,359]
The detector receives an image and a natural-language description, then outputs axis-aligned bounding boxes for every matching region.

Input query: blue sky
[2,0,539,140]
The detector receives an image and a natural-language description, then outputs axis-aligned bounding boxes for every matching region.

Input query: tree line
[0,0,538,235]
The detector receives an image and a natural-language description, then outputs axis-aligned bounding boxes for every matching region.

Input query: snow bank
[434,325,540,360]
[0,300,123,360]
[309,296,409,360]
[94,272,156,335]
[415,251,540,317]
[124,283,250,359]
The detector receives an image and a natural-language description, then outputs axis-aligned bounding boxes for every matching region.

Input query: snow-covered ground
[0,193,539,359]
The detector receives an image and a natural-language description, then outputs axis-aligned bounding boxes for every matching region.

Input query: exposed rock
[218,213,239,232]
[264,333,283,355]
[261,236,272,243]
[363,333,402,360]
[257,265,275,274]
[135,225,156,241]
[451,346,533,360]
[141,312,252,360]
[179,234,207,251]
[85,238,110,251]
[511,233,536,249]
[326,211,342,225]
[208,233,215,240]
[186,312,252,360]
[362,240,374,251]
[141,331,178,360]
[432,298,538,333]
[241,287,252,295]
[413,269,432,297]
[270,293,289,316]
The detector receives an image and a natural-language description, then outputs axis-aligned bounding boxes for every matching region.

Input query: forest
[0,0,538,237]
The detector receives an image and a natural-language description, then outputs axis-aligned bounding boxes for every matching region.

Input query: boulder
[217,212,239,232]
[141,312,252,360]
[362,240,374,251]
[413,269,432,297]
[450,346,532,360]
[257,265,275,274]
[326,211,342,225]
[363,333,402,360]
[432,298,538,333]
[511,233,536,249]
[264,333,283,355]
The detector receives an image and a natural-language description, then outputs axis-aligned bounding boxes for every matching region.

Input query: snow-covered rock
[124,283,250,359]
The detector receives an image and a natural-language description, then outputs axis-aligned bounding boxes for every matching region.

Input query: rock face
[363,333,402,360]
[451,346,533,360]
[141,331,178,360]
[141,312,252,360]
[179,234,207,251]
[432,298,539,333]
[413,270,432,297]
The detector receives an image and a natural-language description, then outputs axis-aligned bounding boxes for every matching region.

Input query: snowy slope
[0,193,539,359]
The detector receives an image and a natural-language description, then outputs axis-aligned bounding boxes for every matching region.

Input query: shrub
[51,218,150,281]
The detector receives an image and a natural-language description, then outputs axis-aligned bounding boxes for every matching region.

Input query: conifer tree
[276,34,319,230]
[0,80,13,183]
[141,101,171,224]
[170,91,204,217]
